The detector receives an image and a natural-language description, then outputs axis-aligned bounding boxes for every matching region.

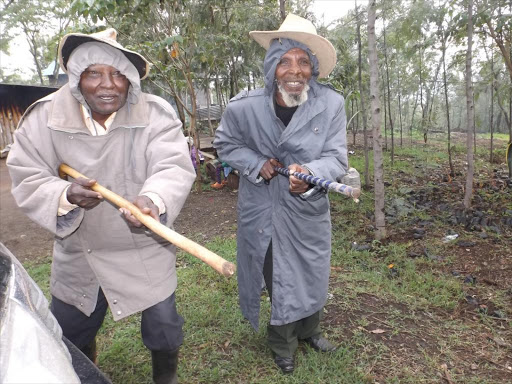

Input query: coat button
[116,310,122,316]
[68,135,74,140]
[82,294,86,298]
[314,127,319,132]
[87,249,92,253]
[80,303,83,306]
[113,300,118,304]
[258,229,263,234]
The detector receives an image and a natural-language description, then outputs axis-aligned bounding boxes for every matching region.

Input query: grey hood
[67,41,141,107]
[263,38,320,96]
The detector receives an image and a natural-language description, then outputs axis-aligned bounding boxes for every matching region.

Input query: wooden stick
[59,164,236,277]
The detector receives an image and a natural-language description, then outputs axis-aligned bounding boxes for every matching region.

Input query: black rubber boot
[151,349,179,384]
[80,338,97,364]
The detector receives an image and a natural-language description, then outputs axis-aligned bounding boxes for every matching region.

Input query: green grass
[478,132,510,142]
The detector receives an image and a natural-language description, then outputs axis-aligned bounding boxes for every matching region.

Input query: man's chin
[277,83,310,108]
[282,86,305,96]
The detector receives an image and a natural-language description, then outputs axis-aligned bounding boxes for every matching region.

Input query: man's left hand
[288,164,310,194]
[120,195,159,228]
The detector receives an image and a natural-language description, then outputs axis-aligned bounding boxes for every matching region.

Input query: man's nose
[100,74,115,88]
[289,60,301,74]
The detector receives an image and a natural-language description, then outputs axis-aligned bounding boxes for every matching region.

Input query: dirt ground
[0,158,238,263]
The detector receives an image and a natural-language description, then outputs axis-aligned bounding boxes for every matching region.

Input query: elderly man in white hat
[214,14,348,374]
[7,29,196,383]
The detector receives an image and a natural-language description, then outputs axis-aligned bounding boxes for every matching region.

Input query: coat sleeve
[6,105,84,238]
[301,94,348,199]
[138,98,196,226]
[213,104,267,184]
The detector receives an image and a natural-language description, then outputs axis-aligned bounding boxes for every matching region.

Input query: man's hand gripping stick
[274,167,361,203]
[59,164,236,277]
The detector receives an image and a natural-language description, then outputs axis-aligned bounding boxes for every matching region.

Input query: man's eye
[300,60,310,66]
[112,71,124,77]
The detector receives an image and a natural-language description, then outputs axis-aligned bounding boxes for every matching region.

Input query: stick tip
[222,262,237,277]
[351,188,361,201]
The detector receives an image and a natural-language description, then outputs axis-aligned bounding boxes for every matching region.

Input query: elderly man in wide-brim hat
[7,29,196,383]
[214,14,348,374]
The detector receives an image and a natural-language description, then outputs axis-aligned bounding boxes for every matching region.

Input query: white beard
[277,82,310,107]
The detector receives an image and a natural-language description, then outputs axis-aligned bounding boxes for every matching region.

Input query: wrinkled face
[79,64,130,122]
[275,48,312,107]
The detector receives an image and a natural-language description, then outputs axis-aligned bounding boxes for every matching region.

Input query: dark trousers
[51,289,184,353]
[263,242,322,357]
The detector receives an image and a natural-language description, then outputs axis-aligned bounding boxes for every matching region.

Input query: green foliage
[1,0,75,84]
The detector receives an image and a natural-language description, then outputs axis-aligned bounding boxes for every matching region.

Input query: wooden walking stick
[58,164,236,277]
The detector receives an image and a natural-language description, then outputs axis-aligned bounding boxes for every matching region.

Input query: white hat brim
[58,32,150,80]
[249,31,336,78]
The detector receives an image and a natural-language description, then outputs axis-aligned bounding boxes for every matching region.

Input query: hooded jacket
[7,52,195,320]
[214,39,348,329]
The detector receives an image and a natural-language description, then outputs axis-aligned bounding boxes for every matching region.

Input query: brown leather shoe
[274,356,294,374]
[303,336,337,352]
[210,182,224,190]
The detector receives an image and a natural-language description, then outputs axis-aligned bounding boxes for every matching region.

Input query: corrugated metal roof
[196,104,222,121]
[41,61,66,76]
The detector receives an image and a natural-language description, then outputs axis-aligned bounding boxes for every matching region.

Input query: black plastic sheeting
[0,83,58,112]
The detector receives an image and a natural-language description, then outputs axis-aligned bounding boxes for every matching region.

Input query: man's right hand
[67,177,103,209]
[259,158,283,181]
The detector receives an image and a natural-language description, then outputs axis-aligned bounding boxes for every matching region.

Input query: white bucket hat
[249,14,336,78]
[58,28,150,79]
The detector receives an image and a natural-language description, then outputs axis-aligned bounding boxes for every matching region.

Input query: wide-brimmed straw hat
[58,28,150,79]
[249,14,336,78]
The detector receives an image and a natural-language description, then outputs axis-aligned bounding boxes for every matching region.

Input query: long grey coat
[7,85,196,321]
[214,40,348,330]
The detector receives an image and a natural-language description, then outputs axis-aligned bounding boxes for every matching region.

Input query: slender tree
[280,0,286,21]
[464,0,476,209]
[356,1,371,187]
[368,0,386,239]
[441,23,455,177]
[383,16,394,164]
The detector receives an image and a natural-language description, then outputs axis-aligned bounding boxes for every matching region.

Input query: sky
[0,0,368,81]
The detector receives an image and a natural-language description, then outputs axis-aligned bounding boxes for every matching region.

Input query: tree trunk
[464,0,475,209]
[280,0,286,21]
[356,0,370,187]
[368,0,386,240]
[419,41,425,143]
[182,62,202,194]
[442,32,454,177]
[509,80,512,140]
[383,13,394,164]
[206,84,214,136]
[25,27,44,85]
[410,91,419,144]
[484,41,495,163]
[174,92,187,130]
[215,73,224,115]
[397,35,403,147]
[382,71,388,151]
